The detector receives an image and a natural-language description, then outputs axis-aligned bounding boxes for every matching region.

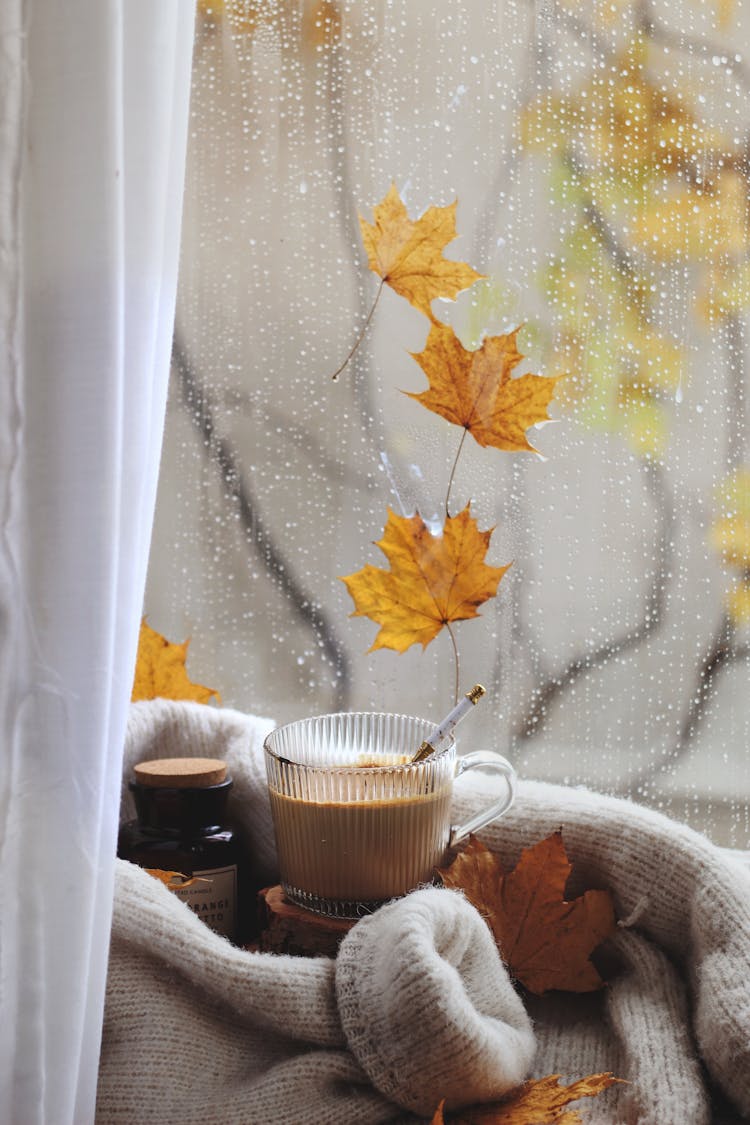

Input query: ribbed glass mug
[263,711,516,918]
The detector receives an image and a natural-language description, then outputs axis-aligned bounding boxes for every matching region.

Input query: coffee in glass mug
[263,711,516,918]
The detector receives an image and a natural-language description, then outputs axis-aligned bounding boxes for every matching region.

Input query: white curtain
[0,2,195,1122]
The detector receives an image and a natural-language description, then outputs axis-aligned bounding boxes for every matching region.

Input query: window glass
[146,0,750,846]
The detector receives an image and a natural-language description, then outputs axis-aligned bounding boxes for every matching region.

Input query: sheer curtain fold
[0,3,195,1122]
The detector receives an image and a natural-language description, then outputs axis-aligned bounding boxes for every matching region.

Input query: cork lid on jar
[133,757,228,789]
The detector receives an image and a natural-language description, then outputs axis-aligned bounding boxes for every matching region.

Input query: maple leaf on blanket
[131,619,220,705]
[430,1073,622,1125]
[408,322,561,454]
[144,870,211,890]
[359,183,485,321]
[340,506,510,653]
[438,833,615,994]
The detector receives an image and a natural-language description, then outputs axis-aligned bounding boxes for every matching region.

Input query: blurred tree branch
[515,459,676,740]
[172,332,352,712]
[516,5,750,777]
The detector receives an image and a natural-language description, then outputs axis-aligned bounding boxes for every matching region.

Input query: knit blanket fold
[450,779,750,1122]
[97,700,750,1124]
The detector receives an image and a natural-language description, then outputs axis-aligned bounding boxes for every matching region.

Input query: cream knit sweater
[97,700,750,1124]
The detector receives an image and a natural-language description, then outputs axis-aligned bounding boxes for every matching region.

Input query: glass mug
[263,711,516,918]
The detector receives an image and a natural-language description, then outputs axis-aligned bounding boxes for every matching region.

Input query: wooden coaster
[257,886,355,957]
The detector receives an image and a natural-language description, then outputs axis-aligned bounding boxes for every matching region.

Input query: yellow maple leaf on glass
[132,620,220,704]
[359,183,485,322]
[407,323,560,455]
[340,506,510,653]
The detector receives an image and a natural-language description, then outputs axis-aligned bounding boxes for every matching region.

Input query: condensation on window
[145,0,750,847]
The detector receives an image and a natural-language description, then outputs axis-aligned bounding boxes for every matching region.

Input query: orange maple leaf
[144,869,211,890]
[407,322,561,454]
[438,833,615,994]
[132,620,220,705]
[359,184,484,321]
[340,506,510,653]
[430,1073,622,1124]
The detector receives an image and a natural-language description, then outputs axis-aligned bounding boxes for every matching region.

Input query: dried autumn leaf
[407,322,561,454]
[340,506,510,653]
[438,833,615,994]
[132,620,220,705]
[144,869,210,890]
[436,1073,622,1125]
[359,183,484,321]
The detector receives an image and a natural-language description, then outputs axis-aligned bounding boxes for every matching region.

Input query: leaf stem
[330,278,385,381]
[445,427,469,518]
[445,622,461,706]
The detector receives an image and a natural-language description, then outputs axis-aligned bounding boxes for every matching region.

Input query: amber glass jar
[118,757,244,943]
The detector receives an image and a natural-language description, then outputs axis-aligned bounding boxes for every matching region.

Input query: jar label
[168,865,238,939]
